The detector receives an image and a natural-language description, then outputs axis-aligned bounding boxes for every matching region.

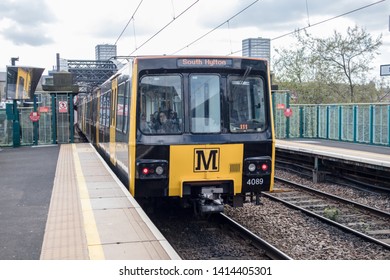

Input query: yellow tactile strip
[40,144,89,260]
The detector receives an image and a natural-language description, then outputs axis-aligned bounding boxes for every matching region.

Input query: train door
[109,77,118,165]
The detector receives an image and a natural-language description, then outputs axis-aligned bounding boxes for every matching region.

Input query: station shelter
[0,72,79,147]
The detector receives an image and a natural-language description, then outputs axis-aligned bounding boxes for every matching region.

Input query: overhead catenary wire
[271,0,386,41]
[305,0,311,27]
[114,0,144,45]
[114,0,385,59]
[129,0,200,56]
[171,0,260,55]
[227,0,386,55]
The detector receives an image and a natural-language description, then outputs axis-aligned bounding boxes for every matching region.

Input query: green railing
[0,92,74,147]
[273,91,390,146]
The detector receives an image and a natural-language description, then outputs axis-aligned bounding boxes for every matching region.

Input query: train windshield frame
[138,65,268,135]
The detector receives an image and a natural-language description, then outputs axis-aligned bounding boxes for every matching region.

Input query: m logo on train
[194,149,219,172]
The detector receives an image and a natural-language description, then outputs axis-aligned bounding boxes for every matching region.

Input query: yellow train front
[79,56,275,214]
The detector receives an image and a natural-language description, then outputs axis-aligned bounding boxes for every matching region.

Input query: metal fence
[0,92,55,147]
[0,109,12,146]
[273,91,390,146]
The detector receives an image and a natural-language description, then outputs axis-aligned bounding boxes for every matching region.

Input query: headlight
[244,157,272,176]
[155,166,164,175]
[248,163,256,172]
[136,160,168,179]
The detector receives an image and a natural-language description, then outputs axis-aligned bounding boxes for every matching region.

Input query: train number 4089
[246,178,264,185]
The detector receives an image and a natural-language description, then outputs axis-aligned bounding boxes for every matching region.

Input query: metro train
[77,55,275,214]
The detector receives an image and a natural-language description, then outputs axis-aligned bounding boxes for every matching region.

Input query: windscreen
[229,76,266,132]
[139,75,183,134]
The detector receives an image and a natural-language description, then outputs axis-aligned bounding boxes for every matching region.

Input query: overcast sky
[0,0,389,77]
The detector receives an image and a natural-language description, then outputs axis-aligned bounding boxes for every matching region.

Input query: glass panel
[229,76,266,132]
[100,91,110,127]
[116,83,125,131]
[190,75,220,133]
[123,81,130,133]
[139,75,182,134]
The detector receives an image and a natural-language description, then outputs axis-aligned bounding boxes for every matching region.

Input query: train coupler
[196,190,224,214]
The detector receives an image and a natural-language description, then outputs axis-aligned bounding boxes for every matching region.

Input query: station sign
[284,108,293,117]
[29,111,40,122]
[39,106,50,113]
[380,64,390,76]
[58,101,68,113]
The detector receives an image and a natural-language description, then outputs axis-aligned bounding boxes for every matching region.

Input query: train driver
[157,111,178,133]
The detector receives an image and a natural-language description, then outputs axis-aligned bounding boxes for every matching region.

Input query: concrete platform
[40,143,180,260]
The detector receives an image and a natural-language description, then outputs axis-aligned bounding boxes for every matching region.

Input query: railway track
[147,207,292,260]
[212,213,292,260]
[266,176,390,249]
[276,152,390,193]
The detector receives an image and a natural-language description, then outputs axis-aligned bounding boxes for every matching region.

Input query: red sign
[58,101,68,113]
[29,111,40,122]
[39,106,50,113]
[284,108,293,117]
[276,103,285,110]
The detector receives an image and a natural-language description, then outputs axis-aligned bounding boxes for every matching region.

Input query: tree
[301,26,382,102]
[273,26,383,103]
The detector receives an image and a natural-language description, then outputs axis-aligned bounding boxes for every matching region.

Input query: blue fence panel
[373,104,389,145]
[302,106,317,138]
[318,106,327,139]
[328,105,340,140]
[341,106,354,142]
[356,105,370,144]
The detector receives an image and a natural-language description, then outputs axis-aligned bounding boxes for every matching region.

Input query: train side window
[116,83,126,132]
[100,91,111,127]
[123,80,130,134]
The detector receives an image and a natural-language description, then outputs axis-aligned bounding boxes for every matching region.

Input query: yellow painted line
[72,144,105,260]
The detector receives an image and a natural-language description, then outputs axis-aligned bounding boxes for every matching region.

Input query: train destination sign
[177,58,233,68]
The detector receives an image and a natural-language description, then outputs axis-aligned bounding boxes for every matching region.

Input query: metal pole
[69,93,74,143]
[51,94,57,144]
[338,106,342,141]
[12,100,20,147]
[11,57,20,147]
[369,105,374,145]
[33,94,38,145]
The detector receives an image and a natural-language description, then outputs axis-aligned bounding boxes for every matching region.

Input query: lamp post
[11,57,19,66]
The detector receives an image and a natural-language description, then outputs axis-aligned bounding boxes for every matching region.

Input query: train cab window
[190,74,221,133]
[139,75,183,134]
[229,76,266,133]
